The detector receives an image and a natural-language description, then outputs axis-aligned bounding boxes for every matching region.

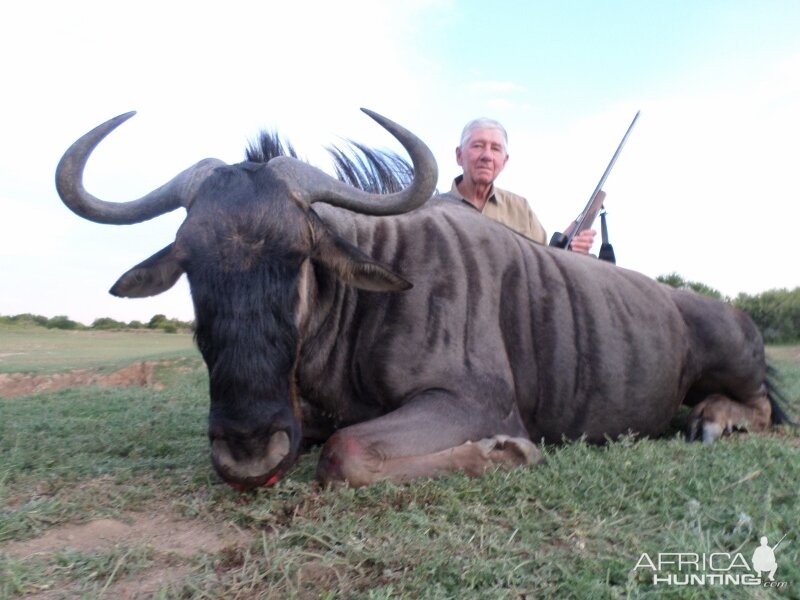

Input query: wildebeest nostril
[264,430,290,468]
[211,430,291,480]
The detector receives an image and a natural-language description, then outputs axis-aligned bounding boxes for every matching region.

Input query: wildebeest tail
[766,363,795,426]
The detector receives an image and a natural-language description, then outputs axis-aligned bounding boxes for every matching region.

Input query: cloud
[468,81,525,94]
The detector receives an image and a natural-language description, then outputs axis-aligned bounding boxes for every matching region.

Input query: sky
[1,0,798,324]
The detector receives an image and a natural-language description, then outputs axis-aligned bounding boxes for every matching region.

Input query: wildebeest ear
[312,229,412,292]
[110,244,185,298]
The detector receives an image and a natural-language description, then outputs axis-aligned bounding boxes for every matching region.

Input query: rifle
[549,111,640,263]
[772,533,788,551]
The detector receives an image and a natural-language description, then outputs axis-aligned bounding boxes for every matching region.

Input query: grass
[0,331,799,598]
[0,323,198,374]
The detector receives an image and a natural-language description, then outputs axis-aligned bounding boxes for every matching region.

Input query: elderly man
[441,118,596,254]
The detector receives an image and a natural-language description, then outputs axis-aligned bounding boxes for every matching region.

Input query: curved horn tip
[360,107,386,124]
[72,111,138,141]
[111,110,137,125]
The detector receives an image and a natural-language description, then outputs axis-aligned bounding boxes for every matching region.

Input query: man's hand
[568,229,596,254]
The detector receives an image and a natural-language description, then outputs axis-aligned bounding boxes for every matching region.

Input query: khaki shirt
[442,176,547,243]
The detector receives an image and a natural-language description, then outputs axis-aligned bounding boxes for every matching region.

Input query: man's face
[456,127,509,186]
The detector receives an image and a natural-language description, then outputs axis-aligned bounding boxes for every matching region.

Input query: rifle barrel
[583,110,640,216]
[772,533,788,550]
[549,110,640,250]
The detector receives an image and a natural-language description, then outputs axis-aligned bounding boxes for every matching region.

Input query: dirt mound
[4,512,248,560]
[4,511,251,599]
[0,361,159,398]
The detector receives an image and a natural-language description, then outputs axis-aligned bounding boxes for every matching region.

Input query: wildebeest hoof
[687,419,725,444]
[474,435,543,467]
[687,392,771,444]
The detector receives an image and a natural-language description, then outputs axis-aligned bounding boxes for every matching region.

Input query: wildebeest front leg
[316,393,541,487]
[687,391,772,443]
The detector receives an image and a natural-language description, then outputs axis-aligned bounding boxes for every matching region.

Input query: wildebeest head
[55,110,438,489]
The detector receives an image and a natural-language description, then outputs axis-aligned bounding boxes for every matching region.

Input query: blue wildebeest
[55,110,788,490]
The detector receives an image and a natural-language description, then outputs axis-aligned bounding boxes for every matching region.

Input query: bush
[91,317,126,330]
[0,313,49,327]
[148,314,169,329]
[656,273,800,344]
[656,272,724,300]
[733,288,800,344]
[147,313,193,333]
[44,315,82,330]
[0,313,194,333]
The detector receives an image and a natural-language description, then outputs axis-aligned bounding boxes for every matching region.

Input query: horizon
[5,272,795,327]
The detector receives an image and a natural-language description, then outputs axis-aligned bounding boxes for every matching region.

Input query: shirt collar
[452,175,497,211]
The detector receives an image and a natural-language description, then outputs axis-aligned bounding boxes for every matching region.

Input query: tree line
[0,313,193,334]
[657,273,800,343]
[2,274,798,342]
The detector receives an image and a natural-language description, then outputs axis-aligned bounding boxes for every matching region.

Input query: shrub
[656,272,723,300]
[45,315,82,330]
[91,317,126,330]
[147,314,193,333]
[0,313,49,327]
[148,314,169,329]
[733,288,800,343]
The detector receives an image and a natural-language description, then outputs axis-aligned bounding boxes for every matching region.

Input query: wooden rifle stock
[549,189,606,249]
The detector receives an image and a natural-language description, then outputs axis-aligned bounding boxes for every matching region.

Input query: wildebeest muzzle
[208,403,301,490]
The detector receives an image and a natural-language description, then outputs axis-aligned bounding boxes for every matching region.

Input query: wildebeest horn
[269,109,438,216]
[55,111,225,225]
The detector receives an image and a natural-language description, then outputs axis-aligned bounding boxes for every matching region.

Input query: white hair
[459,118,509,152]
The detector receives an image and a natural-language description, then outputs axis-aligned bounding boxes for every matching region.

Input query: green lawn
[0,324,198,374]
[0,332,798,598]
